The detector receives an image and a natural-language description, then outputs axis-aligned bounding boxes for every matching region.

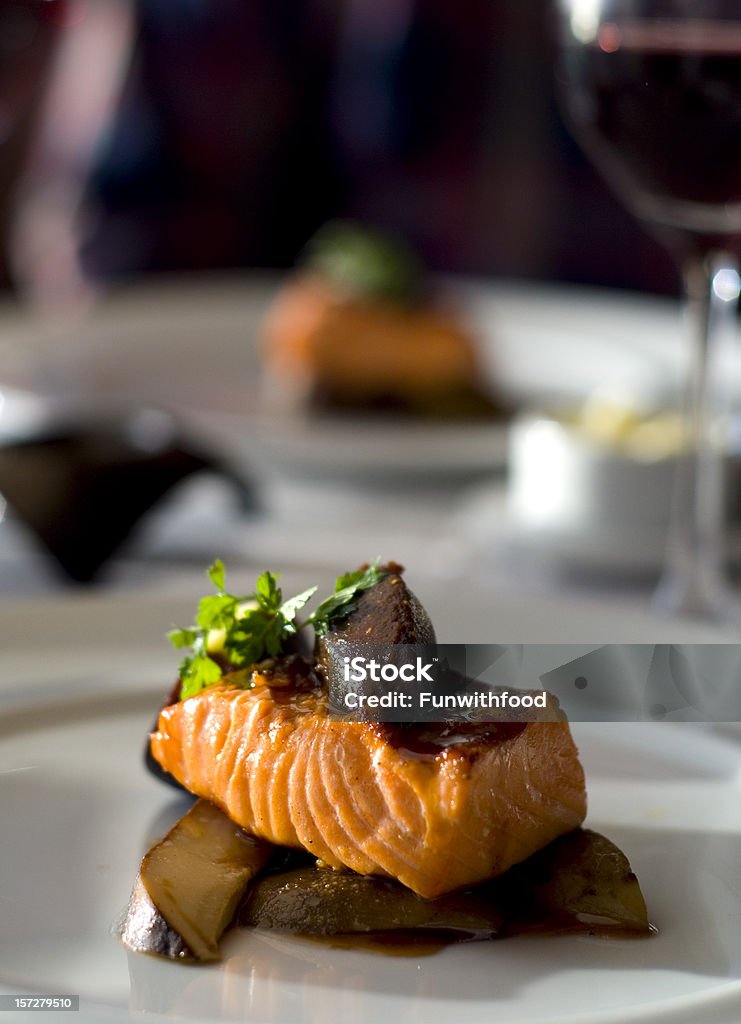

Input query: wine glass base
[652,572,741,626]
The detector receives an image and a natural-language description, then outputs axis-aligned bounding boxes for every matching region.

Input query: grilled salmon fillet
[150,680,586,899]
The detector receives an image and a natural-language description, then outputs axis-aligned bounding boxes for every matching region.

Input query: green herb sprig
[308,561,388,637]
[168,559,389,700]
[169,561,317,700]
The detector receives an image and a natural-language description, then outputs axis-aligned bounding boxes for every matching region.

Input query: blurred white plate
[195,410,510,483]
[0,274,714,484]
[2,584,741,1023]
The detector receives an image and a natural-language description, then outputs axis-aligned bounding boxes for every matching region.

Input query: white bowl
[505,414,740,573]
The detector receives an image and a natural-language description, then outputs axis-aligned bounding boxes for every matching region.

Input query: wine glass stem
[653,252,740,620]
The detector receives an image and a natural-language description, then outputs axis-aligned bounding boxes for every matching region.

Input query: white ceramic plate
[2,586,741,1023]
[0,273,717,485]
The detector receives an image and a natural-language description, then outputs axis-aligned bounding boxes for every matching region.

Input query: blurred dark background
[0,0,678,301]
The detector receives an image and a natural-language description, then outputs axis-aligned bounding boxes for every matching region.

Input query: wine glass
[555,0,741,621]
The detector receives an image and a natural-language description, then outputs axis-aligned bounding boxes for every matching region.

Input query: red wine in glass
[563,19,741,248]
[557,5,741,620]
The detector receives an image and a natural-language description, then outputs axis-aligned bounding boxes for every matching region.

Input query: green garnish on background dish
[301,220,423,306]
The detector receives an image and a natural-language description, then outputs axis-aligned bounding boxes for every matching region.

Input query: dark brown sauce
[379,720,527,759]
[297,930,453,957]
[245,917,656,958]
[225,655,320,695]
[501,915,658,942]
[220,658,326,714]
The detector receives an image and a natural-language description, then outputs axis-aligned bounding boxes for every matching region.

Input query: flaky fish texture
[150,683,586,899]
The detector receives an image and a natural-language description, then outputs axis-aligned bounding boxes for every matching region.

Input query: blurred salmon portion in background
[260,221,506,419]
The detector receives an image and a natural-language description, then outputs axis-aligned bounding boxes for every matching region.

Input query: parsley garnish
[309,560,388,636]
[167,559,390,699]
[168,561,317,700]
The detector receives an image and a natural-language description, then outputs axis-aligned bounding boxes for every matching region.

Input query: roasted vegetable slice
[502,828,650,933]
[239,866,503,937]
[138,799,271,961]
[118,877,193,960]
[120,807,648,962]
[238,829,649,939]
